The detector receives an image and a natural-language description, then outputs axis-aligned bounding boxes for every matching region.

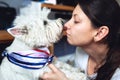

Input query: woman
[41,0,120,80]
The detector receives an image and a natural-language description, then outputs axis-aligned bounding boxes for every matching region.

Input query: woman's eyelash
[74,21,80,23]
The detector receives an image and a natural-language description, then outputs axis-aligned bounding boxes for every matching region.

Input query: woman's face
[64,4,97,46]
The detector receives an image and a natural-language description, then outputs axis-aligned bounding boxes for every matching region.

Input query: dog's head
[7,3,64,48]
[8,18,64,48]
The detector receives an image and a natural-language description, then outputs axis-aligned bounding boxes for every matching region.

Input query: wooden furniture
[0,30,14,62]
[0,30,14,43]
[42,3,74,11]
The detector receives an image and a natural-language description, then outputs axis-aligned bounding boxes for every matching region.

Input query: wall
[0,0,31,13]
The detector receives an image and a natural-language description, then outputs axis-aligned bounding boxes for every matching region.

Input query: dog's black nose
[44,20,48,25]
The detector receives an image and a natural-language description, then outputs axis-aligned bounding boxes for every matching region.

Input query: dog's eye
[44,20,48,25]
[21,26,28,34]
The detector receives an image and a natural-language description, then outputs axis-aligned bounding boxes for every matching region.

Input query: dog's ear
[7,27,27,37]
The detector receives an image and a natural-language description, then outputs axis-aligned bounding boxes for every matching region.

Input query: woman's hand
[41,64,68,80]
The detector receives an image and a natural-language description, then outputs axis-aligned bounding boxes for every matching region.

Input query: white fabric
[111,68,120,80]
[74,47,120,80]
[58,47,120,80]
[74,47,89,74]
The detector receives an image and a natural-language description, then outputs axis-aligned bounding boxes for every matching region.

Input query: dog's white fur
[0,2,86,80]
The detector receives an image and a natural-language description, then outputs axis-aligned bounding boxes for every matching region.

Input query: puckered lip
[63,26,67,31]
[65,31,70,38]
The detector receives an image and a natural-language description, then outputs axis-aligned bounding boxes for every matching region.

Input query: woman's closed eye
[74,21,80,24]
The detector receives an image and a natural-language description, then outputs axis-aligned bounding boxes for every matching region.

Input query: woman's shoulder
[111,67,120,80]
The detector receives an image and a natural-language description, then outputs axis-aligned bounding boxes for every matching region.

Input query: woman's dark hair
[75,0,120,80]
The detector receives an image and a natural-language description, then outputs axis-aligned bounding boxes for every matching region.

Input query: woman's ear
[94,26,109,42]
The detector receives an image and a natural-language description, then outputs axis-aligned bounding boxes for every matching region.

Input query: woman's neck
[81,43,109,63]
[80,43,109,75]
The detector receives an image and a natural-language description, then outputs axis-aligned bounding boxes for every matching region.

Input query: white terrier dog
[0,2,86,80]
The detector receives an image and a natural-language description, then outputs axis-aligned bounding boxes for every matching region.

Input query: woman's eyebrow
[73,14,80,20]
[73,14,77,17]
